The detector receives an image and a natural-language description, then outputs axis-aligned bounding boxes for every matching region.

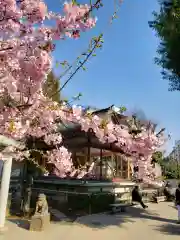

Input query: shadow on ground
[154,223,180,235]
[8,203,178,233]
[8,217,30,230]
[74,205,177,229]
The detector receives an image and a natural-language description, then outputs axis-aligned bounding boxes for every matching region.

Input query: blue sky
[45,0,180,154]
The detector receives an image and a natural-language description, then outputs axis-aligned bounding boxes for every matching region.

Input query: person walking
[175,183,180,224]
[132,185,148,209]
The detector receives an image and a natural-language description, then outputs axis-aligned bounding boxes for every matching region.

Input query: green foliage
[72,93,82,101]
[72,0,78,5]
[149,0,180,91]
[152,151,180,178]
[163,160,180,179]
[43,71,60,102]
[119,106,127,113]
[152,151,164,165]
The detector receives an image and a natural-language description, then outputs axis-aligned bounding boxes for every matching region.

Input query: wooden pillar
[111,153,116,178]
[127,158,130,179]
[120,155,123,178]
[115,155,118,177]
[20,162,27,212]
[111,153,114,177]
[87,145,91,162]
[41,158,46,176]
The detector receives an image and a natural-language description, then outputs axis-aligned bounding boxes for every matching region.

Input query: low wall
[5,177,135,216]
[31,179,135,215]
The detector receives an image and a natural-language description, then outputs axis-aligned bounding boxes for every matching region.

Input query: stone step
[153,196,166,203]
[49,208,70,221]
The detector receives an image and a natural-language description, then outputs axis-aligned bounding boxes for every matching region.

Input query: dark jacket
[175,188,180,205]
[132,188,142,202]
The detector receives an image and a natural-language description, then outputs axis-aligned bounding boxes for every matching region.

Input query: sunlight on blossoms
[0,0,97,139]
[0,0,168,185]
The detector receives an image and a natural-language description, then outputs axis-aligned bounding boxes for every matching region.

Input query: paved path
[1,202,180,240]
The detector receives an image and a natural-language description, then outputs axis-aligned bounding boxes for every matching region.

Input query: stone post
[0,156,12,230]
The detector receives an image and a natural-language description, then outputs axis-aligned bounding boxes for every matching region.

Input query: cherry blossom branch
[0,0,102,53]
[51,34,103,95]
[52,0,122,94]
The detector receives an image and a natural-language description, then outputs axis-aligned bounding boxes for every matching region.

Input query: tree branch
[51,34,102,96]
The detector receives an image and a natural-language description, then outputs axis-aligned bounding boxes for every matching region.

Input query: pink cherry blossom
[0,0,167,186]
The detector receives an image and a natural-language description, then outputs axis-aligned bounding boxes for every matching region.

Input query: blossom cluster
[0,0,96,134]
[19,101,166,185]
[0,0,166,186]
[0,0,98,179]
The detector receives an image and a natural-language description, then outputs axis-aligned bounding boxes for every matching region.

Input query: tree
[151,153,180,179]
[149,0,180,91]
[161,158,180,179]
[0,0,100,172]
[43,71,60,102]
[0,0,167,185]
